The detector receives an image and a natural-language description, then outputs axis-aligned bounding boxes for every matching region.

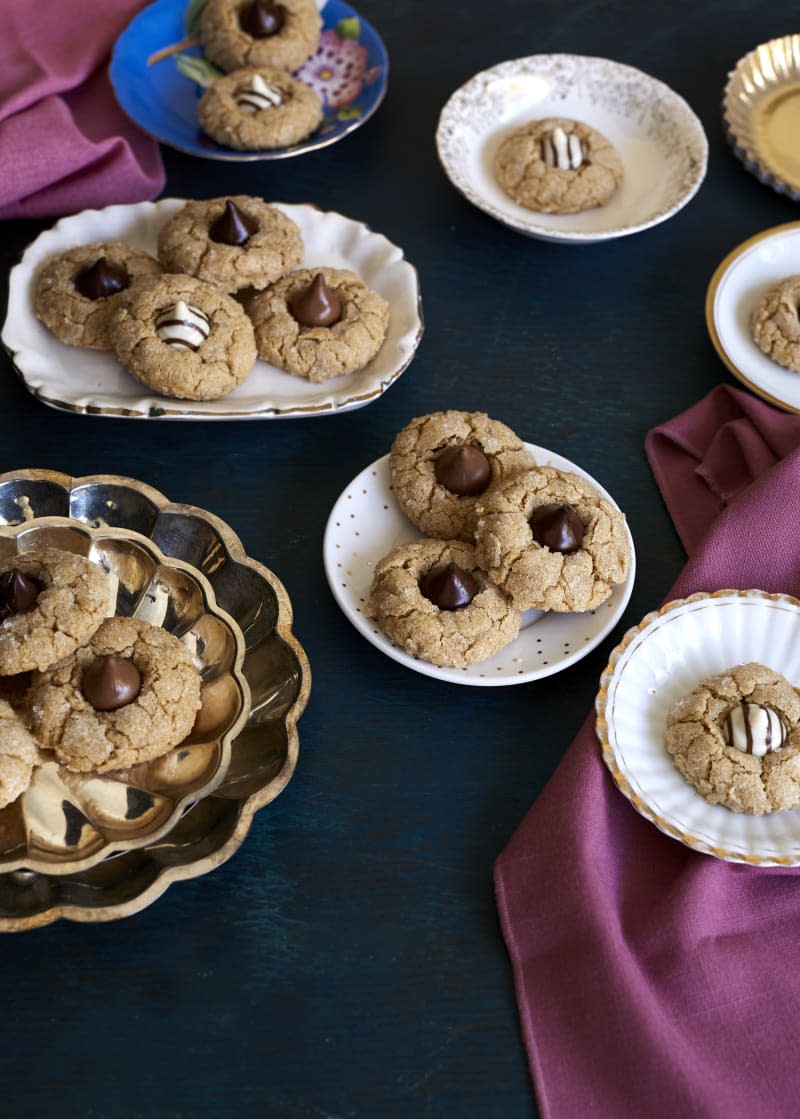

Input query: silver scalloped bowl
[0,471,310,929]
[724,35,800,200]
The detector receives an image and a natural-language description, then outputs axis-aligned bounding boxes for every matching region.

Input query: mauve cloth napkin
[495,385,800,1119]
[0,1,164,219]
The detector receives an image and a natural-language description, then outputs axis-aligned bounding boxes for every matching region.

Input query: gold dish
[0,470,310,930]
[724,34,800,200]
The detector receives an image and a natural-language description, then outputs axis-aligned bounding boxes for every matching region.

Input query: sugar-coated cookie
[0,700,40,810]
[201,0,322,73]
[198,65,322,149]
[751,275,800,373]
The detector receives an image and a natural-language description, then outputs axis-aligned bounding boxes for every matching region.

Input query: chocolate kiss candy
[529,503,584,554]
[75,257,129,300]
[81,655,142,712]
[289,273,342,327]
[435,445,491,496]
[240,0,286,37]
[419,562,479,610]
[0,569,41,620]
[209,199,259,246]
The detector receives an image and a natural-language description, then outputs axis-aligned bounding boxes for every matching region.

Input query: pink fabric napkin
[0,1,164,219]
[495,385,800,1119]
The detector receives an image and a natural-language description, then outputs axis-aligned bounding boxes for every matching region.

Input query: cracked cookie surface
[0,700,40,809]
[201,0,322,73]
[473,465,630,612]
[33,241,161,350]
[247,267,389,381]
[665,663,800,814]
[494,117,623,214]
[198,65,322,149]
[390,411,534,542]
[0,548,112,674]
[108,272,257,400]
[366,539,520,668]
[28,616,202,773]
[751,275,800,373]
[157,196,304,293]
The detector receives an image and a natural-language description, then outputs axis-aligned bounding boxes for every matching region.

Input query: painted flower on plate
[295,26,369,109]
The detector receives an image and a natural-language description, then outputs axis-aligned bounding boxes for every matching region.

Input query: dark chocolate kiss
[75,257,129,300]
[529,503,584,554]
[434,445,492,496]
[419,563,479,610]
[240,0,286,37]
[289,272,342,327]
[208,199,259,246]
[81,655,142,712]
[0,570,41,620]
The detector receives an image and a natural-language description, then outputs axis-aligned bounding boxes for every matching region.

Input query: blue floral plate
[110,0,388,161]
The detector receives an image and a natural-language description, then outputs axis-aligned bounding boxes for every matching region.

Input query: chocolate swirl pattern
[154,301,211,351]
[541,126,585,170]
[725,701,787,757]
[236,74,284,113]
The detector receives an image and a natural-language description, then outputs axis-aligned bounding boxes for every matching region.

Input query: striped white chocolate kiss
[155,300,211,351]
[236,74,283,113]
[725,701,787,757]
[541,126,584,170]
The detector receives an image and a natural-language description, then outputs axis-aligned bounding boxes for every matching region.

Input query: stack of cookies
[366,410,632,669]
[0,546,201,810]
[197,0,325,150]
[33,195,390,400]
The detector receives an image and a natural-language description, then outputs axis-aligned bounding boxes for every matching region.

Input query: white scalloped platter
[323,442,636,686]
[2,198,423,419]
[706,222,800,413]
[597,590,800,865]
[436,54,708,243]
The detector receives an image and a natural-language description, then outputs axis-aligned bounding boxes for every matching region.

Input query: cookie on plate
[751,275,800,373]
[28,616,202,774]
[33,241,162,350]
[366,539,521,668]
[0,547,112,674]
[0,700,40,810]
[108,273,257,401]
[201,0,322,73]
[473,465,630,612]
[246,267,389,381]
[494,117,623,214]
[390,411,533,543]
[665,662,800,814]
[157,196,304,293]
[198,65,323,150]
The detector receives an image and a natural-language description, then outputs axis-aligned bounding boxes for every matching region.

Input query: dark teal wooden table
[1,1,797,1115]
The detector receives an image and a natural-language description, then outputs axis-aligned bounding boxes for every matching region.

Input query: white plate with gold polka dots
[323,442,636,686]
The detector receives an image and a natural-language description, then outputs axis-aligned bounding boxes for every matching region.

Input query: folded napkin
[0,1,164,220]
[495,385,800,1119]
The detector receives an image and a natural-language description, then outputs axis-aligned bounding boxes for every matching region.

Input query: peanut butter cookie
[390,411,534,543]
[201,0,322,73]
[751,276,800,373]
[665,663,800,814]
[0,700,40,809]
[108,273,257,400]
[33,241,161,350]
[0,547,112,674]
[28,616,202,774]
[198,65,322,150]
[366,539,521,668]
[157,196,304,293]
[494,117,623,214]
[473,465,630,612]
[247,267,390,382]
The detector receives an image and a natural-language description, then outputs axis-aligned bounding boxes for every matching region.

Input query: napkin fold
[0,1,164,220]
[495,385,800,1119]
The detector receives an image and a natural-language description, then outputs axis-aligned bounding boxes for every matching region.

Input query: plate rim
[596,587,800,866]
[323,441,636,687]
[704,220,800,414]
[435,51,708,244]
[109,0,389,163]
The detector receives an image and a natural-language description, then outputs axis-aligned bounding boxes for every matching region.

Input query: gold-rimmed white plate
[597,589,800,866]
[706,221,800,413]
[2,199,423,420]
[723,34,800,201]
